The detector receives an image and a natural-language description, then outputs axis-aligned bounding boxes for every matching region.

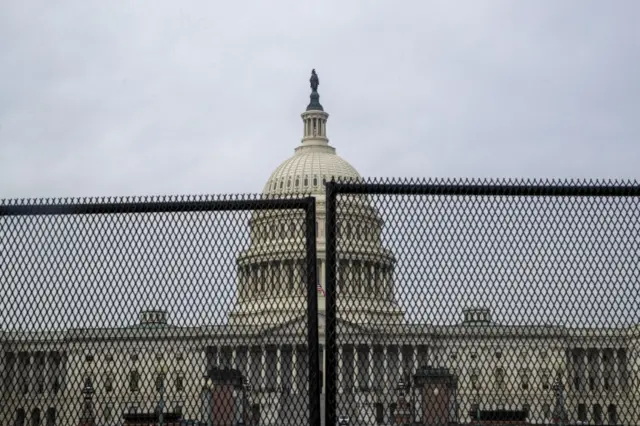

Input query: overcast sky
[1,1,639,199]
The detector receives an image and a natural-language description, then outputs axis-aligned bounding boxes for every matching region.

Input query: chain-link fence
[325,179,640,426]
[0,195,321,426]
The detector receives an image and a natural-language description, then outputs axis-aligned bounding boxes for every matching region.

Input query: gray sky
[1,1,639,199]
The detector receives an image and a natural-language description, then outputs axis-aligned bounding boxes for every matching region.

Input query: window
[471,371,480,390]
[375,403,384,424]
[130,353,138,362]
[45,408,55,426]
[578,404,587,422]
[470,352,477,360]
[593,404,603,425]
[105,354,113,363]
[104,373,113,393]
[174,405,183,417]
[520,369,529,390]
[16,409,26,426]
[156,373,165,392]
[607,405,617,425]
[494,368,505,391]
[104,405,112,422]
[313,177,318,186]
[129,370,140,392]
[176,373,185,391]
[85,355,94,363]
[541,370,549,390]
[31,408,40,426]
[495,351,502,360]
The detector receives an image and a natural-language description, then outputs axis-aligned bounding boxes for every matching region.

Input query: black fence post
[306,196,321,426]
[324,182,338,426]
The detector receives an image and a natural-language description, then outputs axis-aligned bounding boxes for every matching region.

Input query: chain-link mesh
[0,195,320,426]
[325,179,640,426]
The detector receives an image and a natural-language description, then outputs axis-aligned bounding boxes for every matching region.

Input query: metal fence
[0,195,321,426]
[325,179,640,426]
[2,179,640,426]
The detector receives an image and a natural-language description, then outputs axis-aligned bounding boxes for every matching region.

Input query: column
[43,353,50,395]
[232,349,237,369]
[613,350,620,391]
[28,353,33,395]
[346,261,353,295]
[338,346,344,393]
[353,347,359,390]
[383,346,388,391]
[412,346,418,376]
[399,346,404,379]
[261,345,267,390]
[583,350,589,391]
[368,345,374,390]
[292,349,298,393]
[277,346,282,388]
[597,349,603,391]
[279,262,286,295]
[246,347,252,388]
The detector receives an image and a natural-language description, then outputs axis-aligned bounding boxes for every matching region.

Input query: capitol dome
[229,70,404,327]
[263,145,361,195]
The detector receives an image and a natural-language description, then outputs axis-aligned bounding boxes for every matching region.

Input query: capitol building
[1,72,638,426]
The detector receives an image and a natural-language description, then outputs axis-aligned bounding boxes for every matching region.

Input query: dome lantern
[302,69,330,146]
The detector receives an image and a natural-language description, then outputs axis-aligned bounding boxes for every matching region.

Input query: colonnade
[2,351,66,396]
[237,259,394,301]
[569,348,629,393]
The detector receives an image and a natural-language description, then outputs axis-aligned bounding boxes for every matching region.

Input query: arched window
[304,177,309,186]
[295,177,299,187]
[16,409,25,426]
[129,370,140,392]
[31,409,40,426]
[45,408,55,426]
[608,405,617,425]
[313,176,318,186]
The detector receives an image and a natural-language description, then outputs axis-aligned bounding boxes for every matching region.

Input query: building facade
[1,73,638,426]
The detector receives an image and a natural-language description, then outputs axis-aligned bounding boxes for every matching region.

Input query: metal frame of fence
[1,195,321,426]
[324,179,640,426]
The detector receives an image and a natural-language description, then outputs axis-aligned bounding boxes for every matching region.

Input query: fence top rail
[326,178,640,197]
[0,195,315,216]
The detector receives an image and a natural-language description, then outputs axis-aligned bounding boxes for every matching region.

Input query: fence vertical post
[306,196,321,426]
[325,182,338,426]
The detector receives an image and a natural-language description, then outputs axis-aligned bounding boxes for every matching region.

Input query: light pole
[158,359,167,426]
